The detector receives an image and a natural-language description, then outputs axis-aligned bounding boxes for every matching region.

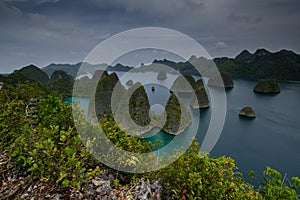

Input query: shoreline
[119,120,192,137]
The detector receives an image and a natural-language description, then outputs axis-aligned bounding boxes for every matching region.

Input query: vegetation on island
[48,70,74,97]
[153,49,300,81]
[0,81,300,199]
[254,78,281,93]
[0,65,74,97]
[163,93,192,135]
[42,62,132,78]
[239,106,256,118]
[88,71,125,121]
[190,87,210,109]
[128,83,151,126]
[190,78,210,109]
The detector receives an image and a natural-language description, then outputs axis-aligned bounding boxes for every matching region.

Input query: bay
[66,72,300,184]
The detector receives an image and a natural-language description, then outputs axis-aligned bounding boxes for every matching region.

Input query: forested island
[253,78,281,93]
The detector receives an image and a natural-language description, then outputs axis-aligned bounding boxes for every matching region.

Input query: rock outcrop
[163,93,192,135]
[190,88,210,109]
[239,106,256,118]
[128,83,151,126]
[253,78,281,93]
[88,72,125,121]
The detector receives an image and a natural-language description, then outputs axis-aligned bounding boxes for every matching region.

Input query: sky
[0,0,300,73]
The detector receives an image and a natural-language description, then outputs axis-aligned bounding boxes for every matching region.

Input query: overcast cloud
[0,0,300,72]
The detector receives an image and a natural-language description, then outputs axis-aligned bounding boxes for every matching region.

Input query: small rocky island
[126,79,133,86]
[190,88,210,109]
[239,106,256,118]
[253,78,281,93]
[207,73,234,88]
[157,71,167,80]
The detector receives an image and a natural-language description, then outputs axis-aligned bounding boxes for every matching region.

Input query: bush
[0,82,48,151]
[10,96,99,188]
[259,167,300,200]
[146,140,260,199]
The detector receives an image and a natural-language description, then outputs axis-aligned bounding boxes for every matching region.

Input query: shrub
[10,96,99,188]
[259,167,300,200]
[145,140,261,199]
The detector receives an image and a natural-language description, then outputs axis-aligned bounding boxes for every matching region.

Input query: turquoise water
[66,72,300,184]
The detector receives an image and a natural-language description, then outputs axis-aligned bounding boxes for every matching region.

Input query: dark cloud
[0,0,300,72]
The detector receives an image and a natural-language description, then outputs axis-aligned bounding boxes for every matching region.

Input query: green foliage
[15,64,50,84]
[48,70,74,97]
[129,83,151,126]
[0,82,49,151]
[253,78,281,93]
[190,87,210,109]
[0,99,26,151]
[154,49,300,81]
[259,167,300,200]
[99,116,153,153]
[145,140,261,199]
[163,93,191,134]
[12,125,89,187]
[0,82,299,198]
[9,96,99,188]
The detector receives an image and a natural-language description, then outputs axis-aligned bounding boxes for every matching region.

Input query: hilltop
[42,62,133,78]
[150,49,300,81]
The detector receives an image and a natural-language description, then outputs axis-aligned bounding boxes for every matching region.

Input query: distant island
[126,79,133,86]
[239,106,256,118]
[42,62,133,78]
[151,49,300,81]
[157,71,167,80]
[253,78,281,94]
[0,64,74,97]
[2,48,299,86]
